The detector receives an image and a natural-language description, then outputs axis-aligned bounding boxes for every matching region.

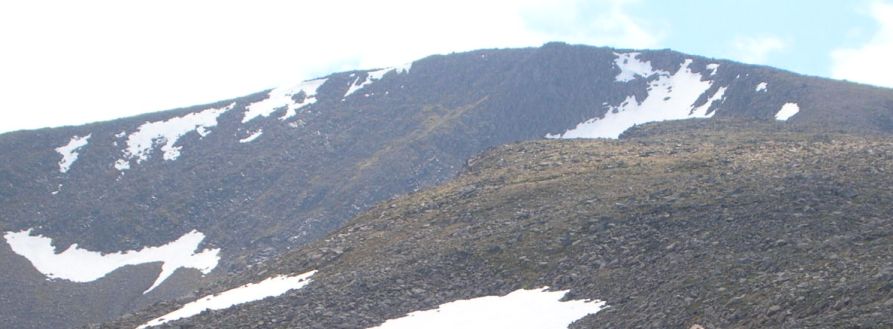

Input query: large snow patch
[549,56,724,139]
[368,288,607,329]
[3,229,219,293]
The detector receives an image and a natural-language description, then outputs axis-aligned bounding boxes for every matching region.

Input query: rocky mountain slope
[106,120,893,328]
[2,42,893,328]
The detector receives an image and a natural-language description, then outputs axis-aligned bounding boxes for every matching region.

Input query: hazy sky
[1,0,892,133]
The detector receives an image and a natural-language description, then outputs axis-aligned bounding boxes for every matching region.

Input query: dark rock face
[2,42,893,328]
[107,122,893,329]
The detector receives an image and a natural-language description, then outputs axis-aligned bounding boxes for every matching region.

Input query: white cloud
[730,36,787,64]
[0,0,660,133]
[520,0,662,49]
[831,1,893,88]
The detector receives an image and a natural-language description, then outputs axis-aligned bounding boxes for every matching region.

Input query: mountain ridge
[2,42,893,328]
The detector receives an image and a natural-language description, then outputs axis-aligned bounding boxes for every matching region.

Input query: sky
[1,0,892,133]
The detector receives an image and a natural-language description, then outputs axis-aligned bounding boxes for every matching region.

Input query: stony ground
[103,120,893,329]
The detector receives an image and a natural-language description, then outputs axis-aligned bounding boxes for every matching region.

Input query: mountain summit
[1,42,892,328]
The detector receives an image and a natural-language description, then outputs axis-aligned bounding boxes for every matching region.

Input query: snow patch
[706,63,720,76]
[549,59,720,139]
[394,61,413,74]
[756,82,768,92]
[368,288,607,329]
[3,229,219,294]
[243,79,327,123]
[344,64,412,99]
[55,134,91,173]
[239,129,263,143]
[691,87,727,117]
[114,159,131,171]
[116,103,235,170]
[775,103,800,121]
[614,52,658,82]
[136,270,316,329]
[344,75,374,98]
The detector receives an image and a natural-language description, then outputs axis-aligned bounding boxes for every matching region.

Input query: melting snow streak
[239,129,263,143]
[56,134,91,173]
[136,270,317,329]
[368,288,606,329]
[3,229,219,294]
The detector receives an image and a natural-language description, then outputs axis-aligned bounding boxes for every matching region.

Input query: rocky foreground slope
[105,120,893,328]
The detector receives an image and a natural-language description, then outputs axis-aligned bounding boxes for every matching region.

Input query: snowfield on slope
[344,63,412,99]
[243,78,328,123]
[3,229,219,293]
[115,103,236,170]
[548,53,725,139]
[55,134,91,173]
[613,52,658,82]
[368,288,607,329]
[136,270,317,329]
[706,63,720,76]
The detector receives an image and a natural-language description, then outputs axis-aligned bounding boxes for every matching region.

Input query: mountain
[105,120,893,328]
[1,42,893,328]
